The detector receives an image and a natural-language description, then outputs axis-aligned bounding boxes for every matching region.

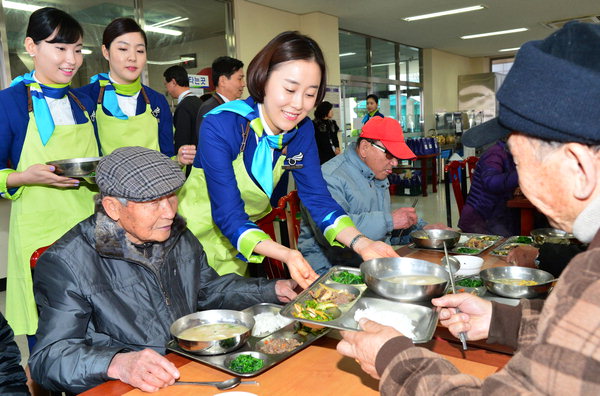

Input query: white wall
[422,48,489,132]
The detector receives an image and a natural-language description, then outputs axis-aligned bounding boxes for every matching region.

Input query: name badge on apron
[283,152,303,169]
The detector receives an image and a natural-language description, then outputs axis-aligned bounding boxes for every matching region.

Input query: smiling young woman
[0,7,100,337]
[177,31,398,288]
[76,18,194,165]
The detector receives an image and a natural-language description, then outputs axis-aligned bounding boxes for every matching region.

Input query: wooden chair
[255,191,302,279]
[444,161,468,227]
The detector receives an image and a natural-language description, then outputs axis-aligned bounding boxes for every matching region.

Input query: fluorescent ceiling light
[81,49,92,55]
[372,62,395,68]
[339,52,356,57]
[147,56,194,66]
[151,16,189,28]
[3,0,41,12]
[403,5,484,22]
[461,28,528,39]
[499,47,520,52]
[145,26,182,36]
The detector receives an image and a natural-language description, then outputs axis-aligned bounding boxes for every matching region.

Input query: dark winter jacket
[29,212,279,393]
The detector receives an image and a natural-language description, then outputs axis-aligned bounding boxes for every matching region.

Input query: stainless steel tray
[166,303,329,377]
[490,235,534,257]
[280,266,439,344]
[408,233,502,255]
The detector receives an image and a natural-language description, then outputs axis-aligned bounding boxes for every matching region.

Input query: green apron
[178,125,286,276]
[95,86,160,155]
[5,92,98,335]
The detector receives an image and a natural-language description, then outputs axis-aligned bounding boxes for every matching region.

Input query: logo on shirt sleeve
[283,152,304,169]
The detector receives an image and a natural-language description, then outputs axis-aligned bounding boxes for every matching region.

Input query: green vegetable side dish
[514,236,533,244]
[293,299,337,321]
[229,354,264,373]
[457,247,479,254]
[456,278,484,287]
[330,270,364,284]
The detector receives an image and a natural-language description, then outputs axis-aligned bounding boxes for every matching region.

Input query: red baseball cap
[360,117,415,159]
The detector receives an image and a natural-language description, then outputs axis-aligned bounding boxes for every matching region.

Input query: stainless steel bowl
[530,228,576,245]
[361,257,450,302]
[480,266,555,299]
[410,229,461,249]
[170,309,254,355]
[46,157,101,177]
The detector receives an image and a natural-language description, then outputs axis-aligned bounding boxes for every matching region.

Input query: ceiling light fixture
[145,26,182,36]
[150,16,189,28]
[461,28,528,39]
[147,56,194,66]
[403,5,485,22]
[81,49,92,55]
[339,52,356,57]
[499,47,520,52]
[3,0,41,12]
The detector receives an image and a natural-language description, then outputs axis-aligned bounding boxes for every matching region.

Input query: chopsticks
[443,241,468,351]
[411,198,419,208]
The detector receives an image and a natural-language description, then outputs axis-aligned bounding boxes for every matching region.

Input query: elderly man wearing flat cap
[29,146,297,394]
[337,22,600,394]
[298,117,446,275]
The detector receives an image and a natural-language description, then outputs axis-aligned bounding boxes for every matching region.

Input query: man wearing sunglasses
[298,117,447,275]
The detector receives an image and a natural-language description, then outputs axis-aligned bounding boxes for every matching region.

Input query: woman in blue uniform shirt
[178,31,398,289]
[77,17,194,164]
[0,7,99,337]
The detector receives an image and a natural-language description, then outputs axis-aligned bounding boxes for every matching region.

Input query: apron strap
[97,84,105,104]
[68,91,86,112]
[140,86,151,105]
[240,121,251,153]
[27,85,33,112]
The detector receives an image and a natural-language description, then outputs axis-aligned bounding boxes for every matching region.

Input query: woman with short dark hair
[77,18,194,164]
[178,31,398,288]
[0,7,99,337]
[313,101,340,164]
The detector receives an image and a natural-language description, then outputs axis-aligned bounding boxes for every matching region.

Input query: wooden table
[81,336,507,396]
[507,196,537,235]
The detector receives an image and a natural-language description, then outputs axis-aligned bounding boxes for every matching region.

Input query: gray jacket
[298,143,425,274]
[29,212,279,393]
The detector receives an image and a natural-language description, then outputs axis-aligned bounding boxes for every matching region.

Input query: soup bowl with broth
[361,257,449,302]
[170,309,254,355]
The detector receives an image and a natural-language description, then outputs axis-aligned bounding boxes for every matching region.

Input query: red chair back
[255,190,302,279]
[30,245,51,269]
[465,156,479,181]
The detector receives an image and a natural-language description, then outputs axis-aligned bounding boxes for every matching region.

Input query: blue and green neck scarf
[361,108,379,124]
[90,73,142,120]
[205,101,297,196]
[11,71,70,145]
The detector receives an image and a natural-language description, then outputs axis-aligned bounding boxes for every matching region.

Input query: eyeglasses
[369,141,396,160]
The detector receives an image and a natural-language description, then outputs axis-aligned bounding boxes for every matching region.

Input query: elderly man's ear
[102,196,123,221]
[566,143,599,200]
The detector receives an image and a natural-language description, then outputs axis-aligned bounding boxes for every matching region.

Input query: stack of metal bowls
[361,257,450,302]
[170,309,254,355]
[479,266,555,299]
[410,229,461,249]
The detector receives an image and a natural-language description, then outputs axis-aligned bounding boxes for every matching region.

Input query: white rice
[354,308,416,339]
[252,312,293,337]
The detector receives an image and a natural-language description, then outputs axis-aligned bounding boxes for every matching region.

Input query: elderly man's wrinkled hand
[107,349,180,392]
[506,245,539,267]
[432,293,492,341]
[274,279,298,302]
[392,207,418,229]
[337,319,403,379]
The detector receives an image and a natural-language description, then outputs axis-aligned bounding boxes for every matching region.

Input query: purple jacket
[458,141,520,237]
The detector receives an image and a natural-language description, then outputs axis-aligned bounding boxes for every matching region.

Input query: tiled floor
[0,183,459,367]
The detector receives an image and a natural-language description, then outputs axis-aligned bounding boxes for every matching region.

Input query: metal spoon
[443,241,468,351]
[174,377,243,390]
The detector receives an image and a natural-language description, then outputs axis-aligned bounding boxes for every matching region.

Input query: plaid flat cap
[96,146,185,202]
